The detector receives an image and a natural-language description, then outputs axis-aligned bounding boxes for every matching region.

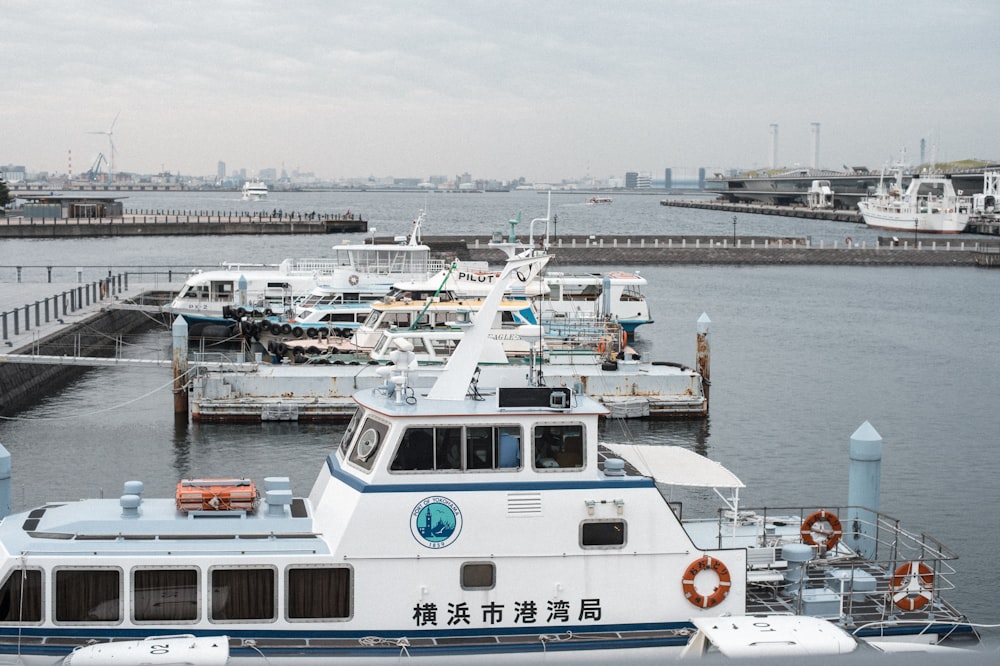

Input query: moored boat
[167,212,450,325]
[857,167,972,234]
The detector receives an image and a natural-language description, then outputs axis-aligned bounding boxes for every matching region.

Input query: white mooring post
[0,444,9,519]
[847,421,882,560]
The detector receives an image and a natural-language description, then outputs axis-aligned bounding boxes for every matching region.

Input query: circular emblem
[348,274,360,286]
[410,496,462,549]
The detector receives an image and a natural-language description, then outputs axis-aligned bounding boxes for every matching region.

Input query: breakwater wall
[0,211,366,238]
[0,304,169,416]
[660,198,862,223]
[418,235,995,267]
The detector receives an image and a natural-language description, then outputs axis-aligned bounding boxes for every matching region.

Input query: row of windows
[340,413,586,473]
[0,566,350,625]
[0,521,626,625]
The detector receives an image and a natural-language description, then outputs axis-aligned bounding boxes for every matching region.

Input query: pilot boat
[0,255,980,663]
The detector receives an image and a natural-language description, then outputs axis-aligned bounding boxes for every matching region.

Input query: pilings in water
[172,316,189,418]
[696,313,711,410]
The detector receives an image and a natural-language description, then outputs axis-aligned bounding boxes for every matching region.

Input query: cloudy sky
[4,1,998,182]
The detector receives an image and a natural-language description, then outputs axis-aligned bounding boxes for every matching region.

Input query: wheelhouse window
[338,409,363,456]
[347,418,389,471]
[0,569,42,622]
[581,520,627,548]
[287,567,352,620]
[210,567,275,621]
[461,562,496,590]
[55,568,121,622]
[390,425,521,472]
[533,424,585,469]
[133,568,198,622]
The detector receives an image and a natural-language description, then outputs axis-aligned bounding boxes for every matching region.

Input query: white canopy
[602,444,745,490]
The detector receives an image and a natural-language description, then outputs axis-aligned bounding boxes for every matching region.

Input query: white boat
[857,167,972,234]
[539,270,652,336]
[167,212,450,325]
[0,253,979,663]
[587,196,613,204]
[241,179,268,200]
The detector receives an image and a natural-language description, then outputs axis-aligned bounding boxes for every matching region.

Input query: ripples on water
[1,191,998,635]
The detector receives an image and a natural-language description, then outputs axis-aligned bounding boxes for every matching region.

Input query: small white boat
[587,196,612,204]
[857,167,972,234]
[241,179,268,200]
[62,634,230,665]
[167,212,449,325]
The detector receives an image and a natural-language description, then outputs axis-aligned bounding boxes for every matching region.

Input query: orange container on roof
[175,478,258,513]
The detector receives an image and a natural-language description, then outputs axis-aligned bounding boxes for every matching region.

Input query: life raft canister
[681,556,732,608]
[800,509,843,549]
[890,561,935,611]
[176,478,258,513]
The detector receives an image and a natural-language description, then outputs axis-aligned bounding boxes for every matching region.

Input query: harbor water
[0,191,997,640]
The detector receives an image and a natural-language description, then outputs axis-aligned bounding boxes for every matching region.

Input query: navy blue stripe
[325,454,653,493]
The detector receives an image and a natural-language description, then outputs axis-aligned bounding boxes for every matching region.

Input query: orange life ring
[596,340,607,355]
[891,561,935,611]
[681,556,731,608]
[800,509,843,549]
[620,328,628,350]
[348,274,359,286]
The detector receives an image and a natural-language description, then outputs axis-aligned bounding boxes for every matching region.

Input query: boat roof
[603,444,744,489]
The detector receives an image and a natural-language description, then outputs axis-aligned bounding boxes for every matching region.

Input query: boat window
[338,409,363,456]
[54,568,121,623]
[132,568,198,622]
[467,426,521,470]
[391,428,435,470]
[347,418,389,471]
[210,567,275,621]
[461,562,496,590]
[533,425,585,470]
[287,567,352,620]
[389,426,521,472]
[0,569,42,623]
[581,520,627,548]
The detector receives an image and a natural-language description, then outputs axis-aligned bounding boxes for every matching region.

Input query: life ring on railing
[99,281,107,299]
[845,236,853,247]
[681,556,731,608]
[596,339,607,355]
[800,509,843,549]
[620,328,628,350]
[891,561,935,611]
[348,274,360,286]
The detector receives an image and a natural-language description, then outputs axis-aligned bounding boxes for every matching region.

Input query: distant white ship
[857,168,971,234]
[242,179,268,201]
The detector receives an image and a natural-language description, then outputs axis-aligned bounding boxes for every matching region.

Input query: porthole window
[461,562,495,590]
[581,520,626,548]
[347,418,388,471]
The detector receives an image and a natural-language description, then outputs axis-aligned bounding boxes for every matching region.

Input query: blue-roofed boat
[0,253,982,663]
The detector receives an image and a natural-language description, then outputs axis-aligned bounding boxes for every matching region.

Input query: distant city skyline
[4,2,998,182]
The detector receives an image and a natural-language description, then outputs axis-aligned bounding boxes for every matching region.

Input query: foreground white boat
[857,167,972,234]
[0,255,981,664]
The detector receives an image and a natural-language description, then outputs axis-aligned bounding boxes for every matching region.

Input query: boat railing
[695,505,966,626]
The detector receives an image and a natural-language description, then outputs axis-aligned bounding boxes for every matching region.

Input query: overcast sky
[4,1,998,182]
